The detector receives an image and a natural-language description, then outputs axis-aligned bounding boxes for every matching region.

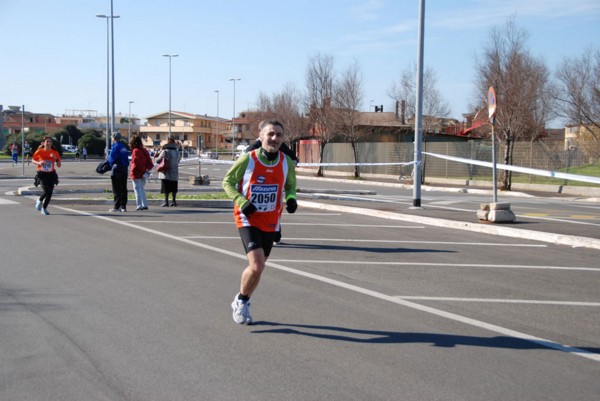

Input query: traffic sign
[488,86,497,123]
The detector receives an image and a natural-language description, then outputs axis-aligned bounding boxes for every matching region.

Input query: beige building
[564,124,600,149]
[140,111,230,152]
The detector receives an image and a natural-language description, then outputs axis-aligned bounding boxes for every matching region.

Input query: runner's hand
[241,202,257,217]
[286,198,297,214]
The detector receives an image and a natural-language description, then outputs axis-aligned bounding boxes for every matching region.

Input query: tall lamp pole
[412,0,425,208]
[214,90,219,157]
[21,105,25,176]
[96,10,120,156]
[163,54,179,140]
[228,77,240,157]
[128,100,134,142]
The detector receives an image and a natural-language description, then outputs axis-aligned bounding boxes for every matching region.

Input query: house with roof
[140,111,230,152]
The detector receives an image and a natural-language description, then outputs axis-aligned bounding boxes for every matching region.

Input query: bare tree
[271,83,310,145]
[387,62,451,130]
[305,53,336,176]
[253,84,309,154]
[333,60,366,178]
[474,17,553,190]
[555,48,600,158]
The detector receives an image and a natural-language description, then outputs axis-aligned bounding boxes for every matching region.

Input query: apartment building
[140,111,233,152]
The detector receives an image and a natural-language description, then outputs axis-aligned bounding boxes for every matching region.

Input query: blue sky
[1,0,599,127]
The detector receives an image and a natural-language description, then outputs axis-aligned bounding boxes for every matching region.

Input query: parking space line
[269,259,600,272]
[128,220,424,229]
[54,205,600,362]
[256,237,547,247]
[396,296,600,307]
[181,236,547,248]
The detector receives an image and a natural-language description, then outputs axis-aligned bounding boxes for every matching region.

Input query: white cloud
[348,0,385,22]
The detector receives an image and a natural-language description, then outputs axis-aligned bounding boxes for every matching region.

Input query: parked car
[62,145,78,153]
[200,151,219,160]
[234,144,250,160]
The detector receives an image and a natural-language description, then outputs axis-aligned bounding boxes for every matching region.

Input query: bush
[78,132,107,156]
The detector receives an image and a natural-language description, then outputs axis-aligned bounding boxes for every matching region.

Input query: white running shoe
[41,209,49,215]
[231,295,252,324]
[35,200,42,211]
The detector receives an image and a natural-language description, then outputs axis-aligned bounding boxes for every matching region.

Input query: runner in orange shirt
[222,119,297,324]
[32,136,61,215]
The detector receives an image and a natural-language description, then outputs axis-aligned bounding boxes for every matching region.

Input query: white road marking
[127,221,423,228]
[0,197,19,205]
[182,236,547,247]
[519,215,600,227]
[396,296,600,307]
[299,200,600,250]
[54,205,600,362]
[269,259,600,272]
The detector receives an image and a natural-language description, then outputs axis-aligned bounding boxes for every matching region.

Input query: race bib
[41,161,53,172]
[249,184,279,212]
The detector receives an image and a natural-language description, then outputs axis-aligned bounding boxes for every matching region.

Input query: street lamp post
[412,0,426,208]
[163,54,179,140]
[229,78,240,157]
[96,9,120,156]
[214,90,219,157]
[128,100,134,142]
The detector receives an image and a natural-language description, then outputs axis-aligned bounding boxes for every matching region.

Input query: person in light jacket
[155,135,181,207]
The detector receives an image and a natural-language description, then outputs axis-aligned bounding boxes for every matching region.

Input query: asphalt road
[1,160,599,400]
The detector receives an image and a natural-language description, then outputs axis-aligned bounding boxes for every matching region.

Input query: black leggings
[39,183,54,209]
[38,171,58,209]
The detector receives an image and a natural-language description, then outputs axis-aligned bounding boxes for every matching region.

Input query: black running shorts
[238,226,276,257]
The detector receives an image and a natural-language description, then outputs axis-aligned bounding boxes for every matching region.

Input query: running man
[222,119,297,324]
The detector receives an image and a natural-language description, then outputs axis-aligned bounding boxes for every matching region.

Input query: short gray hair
[258,119,284,133]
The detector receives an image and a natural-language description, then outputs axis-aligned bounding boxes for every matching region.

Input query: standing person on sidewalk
[32,136,61,215]
[10,141,19,167]
[23,141,31,165]
[222,119,297,324]
[155,135,181,207]
[108,132,130,212]
[129,135,154,210]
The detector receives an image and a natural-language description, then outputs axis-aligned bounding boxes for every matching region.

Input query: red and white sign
[488,86,497,122]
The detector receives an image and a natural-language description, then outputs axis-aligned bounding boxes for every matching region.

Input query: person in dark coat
[155,135,181,207]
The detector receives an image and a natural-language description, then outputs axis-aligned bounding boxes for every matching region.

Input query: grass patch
[146,192,230,200]
[452,163,600,187]
[100,192,230,200]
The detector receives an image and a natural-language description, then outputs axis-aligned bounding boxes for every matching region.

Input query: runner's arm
[222,154,252,208]
[284,156,297,201]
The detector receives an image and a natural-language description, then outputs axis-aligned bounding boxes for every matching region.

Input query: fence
[297,140,599,184]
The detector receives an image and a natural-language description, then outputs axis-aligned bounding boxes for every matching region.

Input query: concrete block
[489,202,511,211]
[476,209,489,220]
[488,209,516,223]
[189,175,211,186]
[480,203,490,211]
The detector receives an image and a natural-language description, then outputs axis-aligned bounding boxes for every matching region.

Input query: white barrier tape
[181,158,235,165]
[423,152,600,185]
[182,158,415,168]
[298,161,415,167]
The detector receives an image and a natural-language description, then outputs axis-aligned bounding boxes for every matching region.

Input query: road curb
[298,200,600,251]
